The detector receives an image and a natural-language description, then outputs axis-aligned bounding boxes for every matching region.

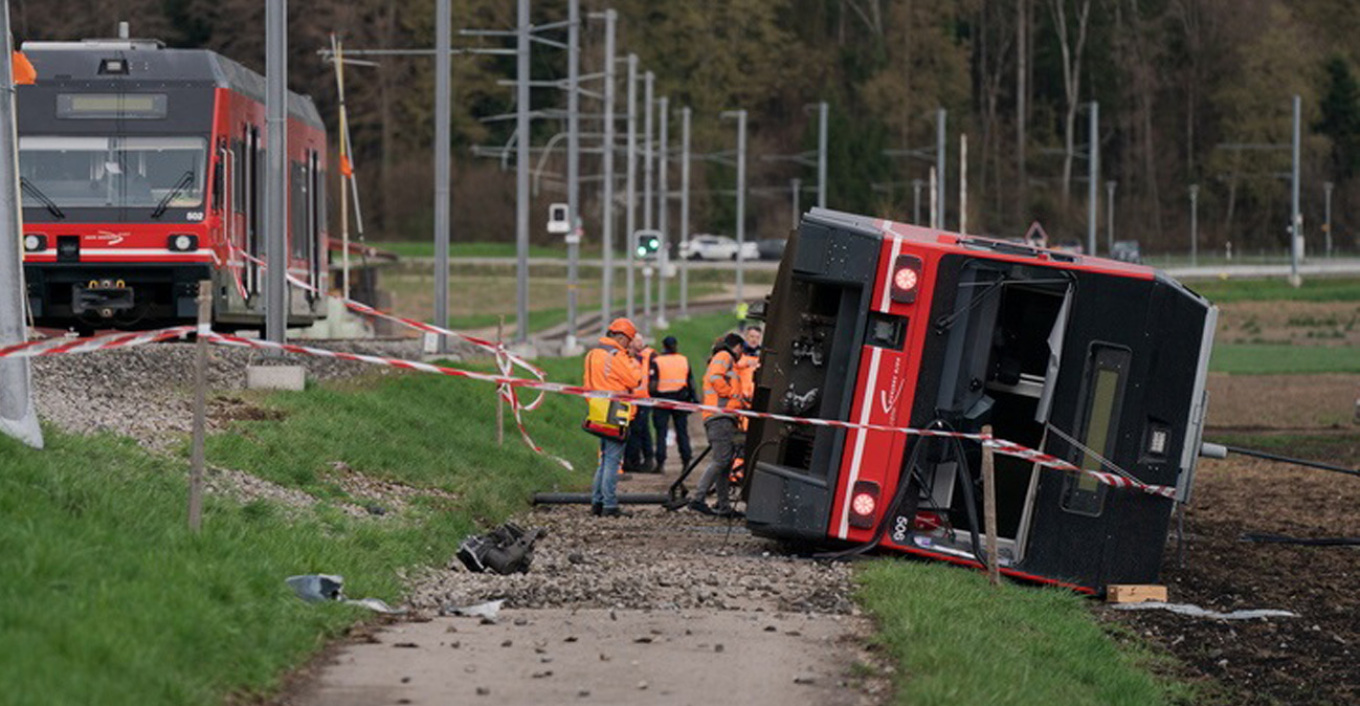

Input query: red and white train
[744,208,1217,593]
[18,36,328,331]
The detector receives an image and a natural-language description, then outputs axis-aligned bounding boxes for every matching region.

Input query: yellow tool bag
[582,397,632,440]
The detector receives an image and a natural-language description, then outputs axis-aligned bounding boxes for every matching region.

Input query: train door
[244,124,262,300]
[307,150,322,303]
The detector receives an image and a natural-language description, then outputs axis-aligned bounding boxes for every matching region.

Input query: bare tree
[1049,0,1093,206]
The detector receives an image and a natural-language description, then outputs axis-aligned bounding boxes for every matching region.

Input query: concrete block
[246,365,307,391]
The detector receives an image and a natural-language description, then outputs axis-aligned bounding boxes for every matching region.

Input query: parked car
[756,238,788,261]
[681,234,759,261]
[1111,240,1143,264]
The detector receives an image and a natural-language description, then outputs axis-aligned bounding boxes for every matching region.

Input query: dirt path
[287,475,885,706]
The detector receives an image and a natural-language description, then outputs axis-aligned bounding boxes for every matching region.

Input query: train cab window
[18,135,207,213]
[1059,345,1131,517]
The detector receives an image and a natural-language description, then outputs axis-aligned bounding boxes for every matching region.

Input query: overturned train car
[744,209,1217,593]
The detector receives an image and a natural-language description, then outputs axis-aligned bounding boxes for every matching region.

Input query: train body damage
[17,37,328,330]
[744,208,1217,592]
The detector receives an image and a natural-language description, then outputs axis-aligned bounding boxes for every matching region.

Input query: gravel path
[290,492,889,706]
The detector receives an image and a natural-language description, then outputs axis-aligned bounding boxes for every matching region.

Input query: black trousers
[624,407,654,469]
[651,408,693,469]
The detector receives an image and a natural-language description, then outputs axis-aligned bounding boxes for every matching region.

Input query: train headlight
[849,480,881,529]
[23,234,46,252]
[889,254,923,304]
[168,234,199,252]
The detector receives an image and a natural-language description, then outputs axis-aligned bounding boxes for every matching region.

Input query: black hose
[1220,444,1360,478]
[816,421,936,560]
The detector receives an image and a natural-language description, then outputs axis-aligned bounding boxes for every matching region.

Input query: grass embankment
[1190,276,1360,303]
[444,280,725,333]
[0,430,463,705]
[857,561,1190,706]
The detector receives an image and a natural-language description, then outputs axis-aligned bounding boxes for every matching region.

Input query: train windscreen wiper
[150,171,195,219]
[19,177,65,219]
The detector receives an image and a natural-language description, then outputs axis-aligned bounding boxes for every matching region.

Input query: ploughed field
[1106,368,1360,704]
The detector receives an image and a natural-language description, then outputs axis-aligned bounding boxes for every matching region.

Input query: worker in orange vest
[736,325,762,426]
[624,334,658,473]
[649,335,695,474]
[583,318,642,517]
[688,332,748,516]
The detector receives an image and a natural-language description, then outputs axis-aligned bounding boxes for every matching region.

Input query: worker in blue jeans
[584,318,643,517]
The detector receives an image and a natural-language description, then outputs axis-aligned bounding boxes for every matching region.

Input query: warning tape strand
[201,331,1178,499]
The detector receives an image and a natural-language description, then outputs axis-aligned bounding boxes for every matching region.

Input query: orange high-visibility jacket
[584,337,642,395]
[702,349,745,421]
[737,350,759,399]
[632,347,656,396]
[651,353,692,396]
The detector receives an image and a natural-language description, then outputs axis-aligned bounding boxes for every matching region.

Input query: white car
[681,234,759,261]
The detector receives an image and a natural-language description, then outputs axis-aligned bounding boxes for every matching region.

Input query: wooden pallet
[1106,584,1168,604]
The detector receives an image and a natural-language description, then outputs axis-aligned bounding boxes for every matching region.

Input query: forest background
[17,0,1360,257]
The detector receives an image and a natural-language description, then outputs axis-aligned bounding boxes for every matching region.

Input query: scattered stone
[475,686,490,696]
[532,670,554,679]
[393,642,419,649]
[634,636,653,644]
[794,674,817,685]
[514,617,529,626]
[400,676,411,684]
[637,680,649,690]
[714,644,725,653]
[501,640,513,648]
[577,690,591,698]
[564,636,578,643]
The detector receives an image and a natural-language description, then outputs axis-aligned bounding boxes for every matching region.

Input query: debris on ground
[285,574,407,614]
[442,599,506,620]
[1111,602,1299,621]
[455,523,546,575]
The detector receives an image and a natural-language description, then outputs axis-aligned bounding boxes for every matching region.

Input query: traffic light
[634,230,660,258]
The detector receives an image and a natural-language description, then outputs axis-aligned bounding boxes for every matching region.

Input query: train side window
[232,140,244,214]
[212,143,226,212]
[1060,344,1131,517]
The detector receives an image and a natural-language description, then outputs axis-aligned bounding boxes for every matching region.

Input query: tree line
[17,0,1360,255]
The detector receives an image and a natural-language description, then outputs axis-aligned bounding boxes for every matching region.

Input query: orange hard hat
[608,317,637,340]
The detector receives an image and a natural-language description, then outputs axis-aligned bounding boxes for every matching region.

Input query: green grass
[1187,276,1360,303]
[856,560,1191,706]
[444,281,723,333]
[1209,343,1360,374]
[0,429,467,705]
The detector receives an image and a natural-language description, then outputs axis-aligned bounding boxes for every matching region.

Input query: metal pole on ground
[1324,181,1334,258]
[959,133,968,235]
[982,425,1000,586]
[0,6,43,449]
[679,106,691,320]
[514,0,531,343]
[597,9,616,331]
[817,101,828,208]
[929,167,938,229]
[624,54,637,320]
[1189,184,1199,267]
[1087,101,1099,257]
[642,265,652,335]
[936,107,946,230]
[656,96,669,330]
[265,0,288,345]
[1106,180,1116,253]
[791,178,801,229]
[912,178,923,225]
[330,34,351,300]
[643,72,654,231]
[1290,94,1302,287]
[722,109,748,306]
[563,0,581,354]
[189,280,211,532]
[434,0,451,353]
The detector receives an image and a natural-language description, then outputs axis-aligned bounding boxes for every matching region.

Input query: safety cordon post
[982,424,999,587]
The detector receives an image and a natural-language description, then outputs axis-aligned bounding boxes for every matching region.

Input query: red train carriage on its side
[743,208,1218,594]
[17,36,328,331]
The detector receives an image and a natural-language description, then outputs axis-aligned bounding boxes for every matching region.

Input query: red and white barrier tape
[200,330,1178,499]
[0,326,193,358]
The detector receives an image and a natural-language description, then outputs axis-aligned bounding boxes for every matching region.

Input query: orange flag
[340,155,354,177]
[13,52,36,85]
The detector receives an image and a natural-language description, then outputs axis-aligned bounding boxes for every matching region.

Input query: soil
[1216,300,1360,347]
[1206,373,1359,429]
[1105,420,1360,705]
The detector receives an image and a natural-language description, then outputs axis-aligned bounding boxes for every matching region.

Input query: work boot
[687,501,715,516]
[602,507,633,518]
[591,502,603,517]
